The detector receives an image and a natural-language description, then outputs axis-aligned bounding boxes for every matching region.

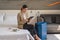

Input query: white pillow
[0,13,4,24]
[4,13,18,25]
[0,15,3,24]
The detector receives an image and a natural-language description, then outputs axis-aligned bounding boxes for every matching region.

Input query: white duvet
[0,27,34,40]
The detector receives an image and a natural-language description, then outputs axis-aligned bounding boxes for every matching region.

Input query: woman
[17,5,41,40]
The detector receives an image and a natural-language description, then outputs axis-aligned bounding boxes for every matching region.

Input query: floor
[47,34,60,40]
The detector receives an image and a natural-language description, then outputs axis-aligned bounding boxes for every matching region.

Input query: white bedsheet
[0,27,34,40]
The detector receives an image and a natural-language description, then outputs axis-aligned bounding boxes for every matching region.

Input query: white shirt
[23,14,27,20]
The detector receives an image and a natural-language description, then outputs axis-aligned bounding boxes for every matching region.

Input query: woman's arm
[17,13,24,25]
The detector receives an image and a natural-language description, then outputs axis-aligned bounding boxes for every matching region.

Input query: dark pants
[23,23,37,36]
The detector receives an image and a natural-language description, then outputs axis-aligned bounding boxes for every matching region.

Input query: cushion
[0,13,4,24]
[3,13,18,25]
[0,15,3,24]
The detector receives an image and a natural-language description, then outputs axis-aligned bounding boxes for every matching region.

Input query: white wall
[0,10,60,16]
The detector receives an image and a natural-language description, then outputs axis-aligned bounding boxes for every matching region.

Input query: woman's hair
[21,4,28,10]
[22,4,28,8]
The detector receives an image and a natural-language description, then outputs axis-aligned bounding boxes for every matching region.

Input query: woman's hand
[23,19,28,23]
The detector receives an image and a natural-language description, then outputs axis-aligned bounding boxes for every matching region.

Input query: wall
[0,10,60,16]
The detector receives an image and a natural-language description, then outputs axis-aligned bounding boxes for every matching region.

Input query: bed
[0,27,34,40]
[0,10,34,40]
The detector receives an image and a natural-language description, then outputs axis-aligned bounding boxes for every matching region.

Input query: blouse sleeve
[17,13,24,25]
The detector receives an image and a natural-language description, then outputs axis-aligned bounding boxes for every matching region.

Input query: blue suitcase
[35,22,47,40]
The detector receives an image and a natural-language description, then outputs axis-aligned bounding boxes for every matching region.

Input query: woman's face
[22,8,28,13]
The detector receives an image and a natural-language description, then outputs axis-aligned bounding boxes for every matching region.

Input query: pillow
[4,13,18,25]
[0,15,3,24]
[0,13,4,24]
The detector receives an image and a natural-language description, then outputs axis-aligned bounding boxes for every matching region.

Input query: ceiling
[0,0,60,10]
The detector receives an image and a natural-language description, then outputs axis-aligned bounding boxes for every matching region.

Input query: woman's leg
[23,23,36,36]
[23,23,41,40]
[34,34,41,40]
